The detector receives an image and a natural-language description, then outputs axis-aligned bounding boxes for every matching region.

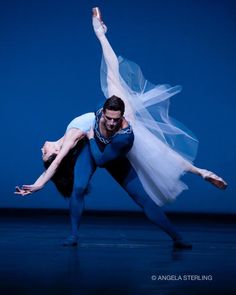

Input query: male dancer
[65,95,191,249]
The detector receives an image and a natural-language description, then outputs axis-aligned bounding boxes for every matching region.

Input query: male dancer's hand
[87,127,94,140]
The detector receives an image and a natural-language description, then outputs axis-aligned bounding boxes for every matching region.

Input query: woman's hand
[14,184,43,196]
[87,127,94,140]
[14,186,32,196]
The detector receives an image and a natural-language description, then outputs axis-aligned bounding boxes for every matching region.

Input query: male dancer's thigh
[73,141,96,192]
[105,158,150,207]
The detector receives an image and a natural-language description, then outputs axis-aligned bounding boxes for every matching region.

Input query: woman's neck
[55,137,64,149]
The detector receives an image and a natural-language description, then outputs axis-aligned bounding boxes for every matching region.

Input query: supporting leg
[106,159,192,249]
[63,143,96,246]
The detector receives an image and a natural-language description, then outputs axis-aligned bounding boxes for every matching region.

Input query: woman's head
[43,139,87,198]
[41,141,60,162]
[43,152,74,198]
[43,153,57,169]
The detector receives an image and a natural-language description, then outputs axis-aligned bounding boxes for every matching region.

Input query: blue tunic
[89,108,134,167]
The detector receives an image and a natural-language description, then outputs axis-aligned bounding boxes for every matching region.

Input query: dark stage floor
[0,211,235,295]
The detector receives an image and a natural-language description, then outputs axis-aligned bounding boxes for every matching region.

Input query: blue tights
[69,144,182,241]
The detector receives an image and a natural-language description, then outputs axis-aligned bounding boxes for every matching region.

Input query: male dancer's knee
[71,183,88,200]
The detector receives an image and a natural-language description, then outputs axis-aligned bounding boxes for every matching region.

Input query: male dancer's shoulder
[112,127,134,150]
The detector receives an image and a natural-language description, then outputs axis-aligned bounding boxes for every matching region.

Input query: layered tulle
[101,56,199,206]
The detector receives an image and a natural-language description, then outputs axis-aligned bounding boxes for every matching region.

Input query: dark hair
[103,95,125,116]
[43,139,88,198]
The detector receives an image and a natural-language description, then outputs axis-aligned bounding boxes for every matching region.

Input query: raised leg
[184,162,228,189]
[92,10,134,119]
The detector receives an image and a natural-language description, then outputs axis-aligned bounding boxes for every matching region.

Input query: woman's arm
[15,129,85,195]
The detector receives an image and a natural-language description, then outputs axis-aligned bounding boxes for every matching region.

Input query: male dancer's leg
[106,159,192,248]
[64,143,96,246]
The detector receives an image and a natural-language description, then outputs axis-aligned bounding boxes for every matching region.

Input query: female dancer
[90,7,227,208]
[15,113,95,196]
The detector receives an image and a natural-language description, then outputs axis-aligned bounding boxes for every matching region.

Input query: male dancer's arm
[88,133,133,167]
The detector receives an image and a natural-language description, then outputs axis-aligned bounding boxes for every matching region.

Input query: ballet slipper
[92,7,107,36]
[199,169,228,190]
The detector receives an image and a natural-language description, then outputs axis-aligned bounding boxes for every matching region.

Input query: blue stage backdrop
[0,0,235,213]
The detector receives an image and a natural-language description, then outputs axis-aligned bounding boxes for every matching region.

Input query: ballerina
[91,7,227,205]
[15,112,95,196]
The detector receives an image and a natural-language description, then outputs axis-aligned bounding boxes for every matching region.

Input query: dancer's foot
[173,239,193,250]
[62,235,78,247]
[92,7,107,37]
[199,169,227,190]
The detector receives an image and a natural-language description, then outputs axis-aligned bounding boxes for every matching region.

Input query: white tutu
[101,56,199,206]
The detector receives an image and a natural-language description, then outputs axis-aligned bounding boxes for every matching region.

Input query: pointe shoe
[92,7,102,20]
[92,7,107,36]
[200,169,228,190]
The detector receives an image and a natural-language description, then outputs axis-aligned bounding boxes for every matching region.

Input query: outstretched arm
[87,127,133,167]
[15,129,85,196]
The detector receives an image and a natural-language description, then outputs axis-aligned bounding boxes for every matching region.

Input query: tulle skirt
[101,56,199,206]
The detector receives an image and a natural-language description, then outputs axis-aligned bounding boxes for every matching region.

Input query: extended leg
[106,160,192,249]
[64,143,96,246]
[92,13,134,119]
[183,161,227,189]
